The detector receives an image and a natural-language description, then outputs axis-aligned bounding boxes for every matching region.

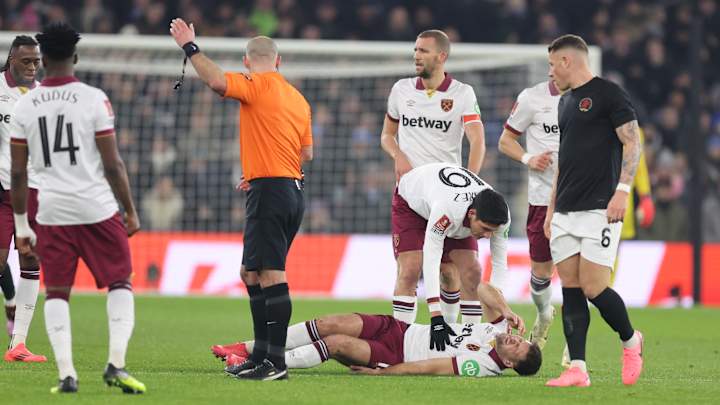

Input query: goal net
[0,33,601,297]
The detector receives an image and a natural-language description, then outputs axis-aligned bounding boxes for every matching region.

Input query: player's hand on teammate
[429,315,456,351]
[169,18,196,48]
[606,190,628,223]
[503,311,526,336]
[394,151,413,181]
[124,211,141,237]
[527,151,554,172]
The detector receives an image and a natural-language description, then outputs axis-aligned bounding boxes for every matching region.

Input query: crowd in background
[2,0,719,241]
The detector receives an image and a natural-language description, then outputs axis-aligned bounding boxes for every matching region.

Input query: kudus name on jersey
[31,89,79,107]
[401,114,452,133]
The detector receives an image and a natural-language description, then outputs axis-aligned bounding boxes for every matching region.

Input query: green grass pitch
[1,295,718,404]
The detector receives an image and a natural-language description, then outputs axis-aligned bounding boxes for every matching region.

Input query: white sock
[392,296,417,323]
[4,298,15,307]
[45,299,77,380]
[245,340,255,354]
[286,320,319,350]
[460,300,483,324]
[107,289,134,368]
[622,331,640,348]
[570,359,587,372]
[10,277,40,348]
[531,284,553,318]
[440,289,460,323]
[286,341,329,369]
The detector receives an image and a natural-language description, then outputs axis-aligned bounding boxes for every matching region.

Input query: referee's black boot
[237,359,288,381]
[225,356,259,377]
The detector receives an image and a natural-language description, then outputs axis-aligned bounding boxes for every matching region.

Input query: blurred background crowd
[2,0,719,241]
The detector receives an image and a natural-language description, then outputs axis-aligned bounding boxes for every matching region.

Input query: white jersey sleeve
[422,204,451,311]
[488,215,511,291]
[452,353,504,377]
[386,81,400,121]
[93,90,115,134]
[460,86,482,126]
[504,89,535,135]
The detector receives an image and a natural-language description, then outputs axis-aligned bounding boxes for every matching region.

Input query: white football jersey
[504,81,561,206]
[387,74,481,168]
[11,76,119,225]
[397,163,510,302]
[0,70,39,190]
[403,320,508,377]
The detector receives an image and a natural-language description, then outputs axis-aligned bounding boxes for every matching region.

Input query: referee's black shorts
[242,177,305,271]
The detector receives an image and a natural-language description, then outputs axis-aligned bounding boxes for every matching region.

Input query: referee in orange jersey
[170,19,313,381]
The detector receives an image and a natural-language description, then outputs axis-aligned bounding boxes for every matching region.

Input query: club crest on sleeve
[579,97,592,112]
[440,98,454,112]
[431,215,451,235]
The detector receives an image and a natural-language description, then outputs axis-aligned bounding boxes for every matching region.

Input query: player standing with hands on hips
[543,34,643,387]
[169,18,313,381]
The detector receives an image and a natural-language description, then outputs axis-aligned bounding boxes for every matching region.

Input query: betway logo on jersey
[401,114,452,133]
[543,122,559,134]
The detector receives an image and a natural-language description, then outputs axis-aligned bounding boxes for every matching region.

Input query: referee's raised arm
[169,19,313,381]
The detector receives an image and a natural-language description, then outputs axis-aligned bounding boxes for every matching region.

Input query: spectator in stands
[141,176,184,230]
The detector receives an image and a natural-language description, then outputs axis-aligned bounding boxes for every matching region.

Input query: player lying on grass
[215,283,541,378]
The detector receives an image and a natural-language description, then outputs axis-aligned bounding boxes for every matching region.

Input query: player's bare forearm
[498,128,525,162]
[9,144,29,214]
[189,53,227,96]
[380,116,400,159]
[96,135,137,216]
[359,359,455,376]
[616,119,641,186]
[465,122,485,173]
[477,283,510,319]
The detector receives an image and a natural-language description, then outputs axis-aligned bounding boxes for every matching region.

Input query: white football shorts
[549,209,622,268]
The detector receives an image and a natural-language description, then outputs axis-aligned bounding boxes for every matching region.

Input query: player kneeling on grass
[220,283,541,378]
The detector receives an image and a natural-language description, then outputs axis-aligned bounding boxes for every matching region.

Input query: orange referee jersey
[224,71,313,181]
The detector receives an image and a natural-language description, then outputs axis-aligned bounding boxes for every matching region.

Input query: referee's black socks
[589,287,634,342]
[264,283,292,370]
[562,287,590,361]
[246,284,268,363]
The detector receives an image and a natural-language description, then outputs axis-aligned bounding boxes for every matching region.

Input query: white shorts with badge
[549,209,622,268]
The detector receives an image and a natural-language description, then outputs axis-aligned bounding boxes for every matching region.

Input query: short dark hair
[417,30,450,55]
[514,342,542,376]
[36,22,81,61]
[1,35,38,73]
[471,189,509,226]
[548,34,589,54]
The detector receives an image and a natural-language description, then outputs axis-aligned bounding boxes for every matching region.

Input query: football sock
[570,359,587,373]
[285,341,329,368]
[530,274,553,317]
[589,287,635,342]
[392,295,417,323]
[9,267,40,348]
[1,263,15,302]
[440,289,460,323]
[45,298,77,380]
[107,287,134,368]
[286,320,320,350]
[562,287,590,361]
[265,283,292,369]
[460,300,483,324]
[246,284,268,363]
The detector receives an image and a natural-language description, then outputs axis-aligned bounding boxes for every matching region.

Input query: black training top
[555,77,636,213]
